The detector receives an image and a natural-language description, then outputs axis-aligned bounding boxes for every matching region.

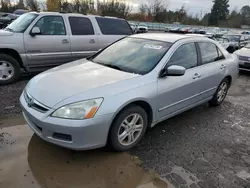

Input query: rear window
[95,17,132,35]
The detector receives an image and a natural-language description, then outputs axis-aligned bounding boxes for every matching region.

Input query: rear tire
[109,105,148,151]
[209,78,229,106]
[0,54,20,85]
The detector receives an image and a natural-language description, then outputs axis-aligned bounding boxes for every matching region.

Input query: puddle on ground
[0,124,171,188]
[0,115,26,128]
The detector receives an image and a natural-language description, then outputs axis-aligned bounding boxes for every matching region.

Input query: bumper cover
[20,93,114,150]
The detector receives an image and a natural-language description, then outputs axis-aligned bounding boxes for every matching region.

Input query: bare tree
[26,0,39,11]
[97,0,132,18]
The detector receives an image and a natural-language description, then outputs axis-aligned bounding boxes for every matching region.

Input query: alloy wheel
[217,82,228,102]
[118,113,144,146]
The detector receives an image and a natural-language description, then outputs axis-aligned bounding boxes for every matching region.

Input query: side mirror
[167,65,186,76]
[160,65,186,77]
[30,27,40,36]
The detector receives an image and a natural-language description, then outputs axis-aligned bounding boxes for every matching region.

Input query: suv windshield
[5,13,38,33]
[224,35,240,42]
[90,37,172,75]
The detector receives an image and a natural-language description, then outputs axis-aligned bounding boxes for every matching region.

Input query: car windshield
[90,37,172,75]
[139,23,147,27]
[5,13,38,33]
[245,43,250,49]
[224,35,240,42]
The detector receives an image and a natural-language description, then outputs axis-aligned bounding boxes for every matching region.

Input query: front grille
[139,28,146,31]
[239,56,250,61]
[24,91,50,113]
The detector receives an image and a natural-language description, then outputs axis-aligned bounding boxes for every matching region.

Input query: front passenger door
[24,15,72,67]
[157,43,205,120]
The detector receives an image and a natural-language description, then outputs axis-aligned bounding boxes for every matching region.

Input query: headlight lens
[52,98,103,120]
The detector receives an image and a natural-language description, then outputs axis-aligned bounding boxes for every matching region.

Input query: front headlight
[51,98,103,120]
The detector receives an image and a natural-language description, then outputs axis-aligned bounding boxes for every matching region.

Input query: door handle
[193,73,201,79]
[89,39,95,43]
[62,39,69,44]
[220,64,226,69]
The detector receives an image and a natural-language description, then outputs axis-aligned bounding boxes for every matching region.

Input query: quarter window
[199,42,224,64]
[33,16,66,35]
[95,17,132,35]
[167,43,198,69]
[69,17,94,35]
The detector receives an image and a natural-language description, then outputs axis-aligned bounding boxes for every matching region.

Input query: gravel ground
[0,76,31,117]
[1,72,250,188]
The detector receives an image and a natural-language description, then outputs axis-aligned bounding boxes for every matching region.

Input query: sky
[127,0,249,16]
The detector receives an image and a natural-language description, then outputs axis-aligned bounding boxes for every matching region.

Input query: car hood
[236,47,250,57]
[26,59,140,107]
[0,29,13,36]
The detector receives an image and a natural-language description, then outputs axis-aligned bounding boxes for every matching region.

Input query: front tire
[209,78,229,106]
[109,105,148,151]
[0,54,20,85]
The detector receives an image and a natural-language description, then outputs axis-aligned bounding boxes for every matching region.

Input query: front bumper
[20,93,114,150]
[239,60,250,71]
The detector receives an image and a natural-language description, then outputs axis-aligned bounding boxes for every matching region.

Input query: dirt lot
[1,72,250,188]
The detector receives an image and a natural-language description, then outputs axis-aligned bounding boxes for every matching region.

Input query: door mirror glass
[167,65,186,76]
[30,27,40,36]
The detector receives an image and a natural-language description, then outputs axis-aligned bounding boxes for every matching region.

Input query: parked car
[13,9,28,15]
[223,34,250,53]
[242,31,250,35]
[0,13,19,29]
[129,23,136,33]
[0,12,133,85]
[135,23,148,33]
[186,34,230,49]
[20,33,238,151]
[168,27,180,33]
[234,42,250,71]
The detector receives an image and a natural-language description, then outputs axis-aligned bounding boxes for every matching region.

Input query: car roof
[130,33,194,43]
[29,11,124,19]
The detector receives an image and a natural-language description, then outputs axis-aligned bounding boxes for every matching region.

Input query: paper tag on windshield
[144,44,163,50]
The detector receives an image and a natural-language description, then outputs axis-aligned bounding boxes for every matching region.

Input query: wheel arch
[0,48,24,68]
[106,99,154,145]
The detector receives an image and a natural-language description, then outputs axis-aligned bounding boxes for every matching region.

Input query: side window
[199,42,221,64]
[69,17,94,35]
[167,43,198,69]
[95,17,132,35]
[33,16,66,35]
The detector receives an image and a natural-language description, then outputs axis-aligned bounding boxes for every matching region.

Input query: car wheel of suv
[0,54,20,85]
[109,105,148,151]
[209,78,229,106]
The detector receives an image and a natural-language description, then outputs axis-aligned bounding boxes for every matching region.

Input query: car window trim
[32,15,67,36]
[68,16,94,35]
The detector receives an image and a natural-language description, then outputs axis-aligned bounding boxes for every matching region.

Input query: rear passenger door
[68,16,98,59]
[95,17,133,50]
[196,42,226,99]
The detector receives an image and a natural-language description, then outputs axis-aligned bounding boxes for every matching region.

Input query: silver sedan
[20,33,239,151]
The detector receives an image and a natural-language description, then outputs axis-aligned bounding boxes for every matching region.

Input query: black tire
[209,78,230,106]
[0,54,20,85]
[109,105,148,151]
